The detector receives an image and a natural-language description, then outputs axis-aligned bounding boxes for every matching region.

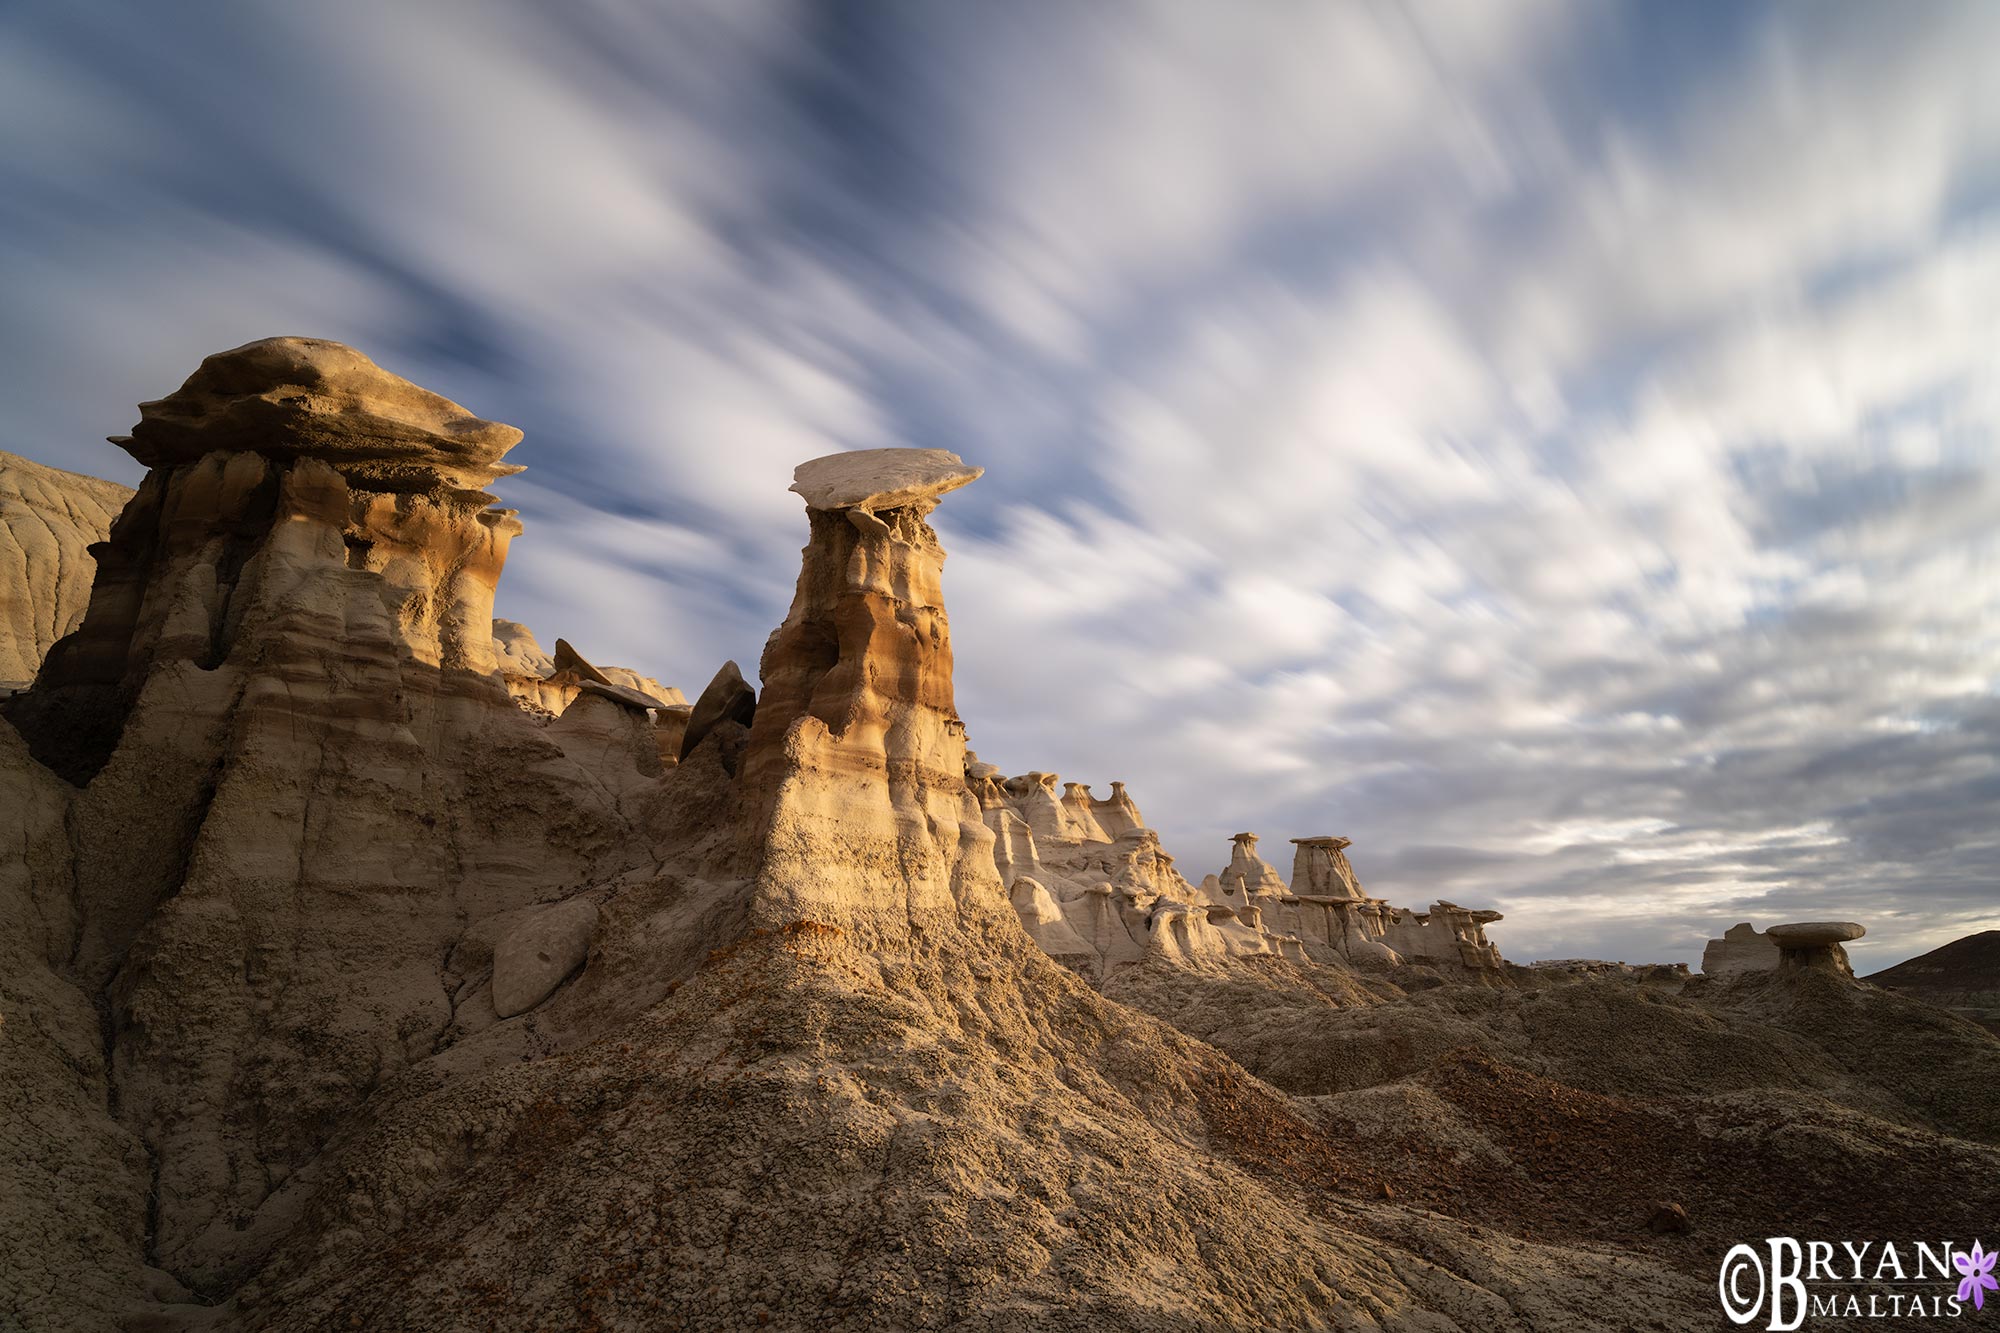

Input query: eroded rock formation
[0,449,133,685]
[493,619,682,719]
[972,780,1511,980]
[1768,920,1865,976]
[1702,920,1783,975]
[3,340,1995,1333]
[1,339,664,1304]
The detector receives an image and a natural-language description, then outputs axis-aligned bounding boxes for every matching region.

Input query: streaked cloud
[1,0,1994,968]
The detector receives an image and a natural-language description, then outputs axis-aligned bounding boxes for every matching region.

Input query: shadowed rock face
[1868,930,2000,1034]
[1702,921,1782,975]
[678,658,755,761]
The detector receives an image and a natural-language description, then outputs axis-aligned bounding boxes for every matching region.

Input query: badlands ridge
[2,339,1996,1332]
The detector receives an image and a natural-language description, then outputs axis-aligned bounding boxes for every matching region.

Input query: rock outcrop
[1216,830,1289,900]
[0,449,133,684]
[1767,920,1865,976]
[1702,919,1868,979]
[493,619,682,718]
[1701,921,1783,975]
[678,657,755,762]
[0,339,659,1306]
[971,765,1509,979]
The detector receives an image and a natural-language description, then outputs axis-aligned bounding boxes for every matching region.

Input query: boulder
[679,659,757,759]
[491,899,599,1018]
[788,447,982,514]
[1767,921,1866,976]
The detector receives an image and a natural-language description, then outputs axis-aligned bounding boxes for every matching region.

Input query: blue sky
[3,1,1996,969]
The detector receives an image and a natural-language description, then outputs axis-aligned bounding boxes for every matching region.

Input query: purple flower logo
[1958,1241,1999,1311]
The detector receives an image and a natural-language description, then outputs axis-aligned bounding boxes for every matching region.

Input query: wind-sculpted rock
[785,445,981,513]
[1767,920,1865,976]
[494,620,682,717]
[115,334,524,492]
[1217,831,1289,901]
[1290,835,1365,900]
[976,786,1512,981]
[0,340,656,1297]
[738,449,989,939]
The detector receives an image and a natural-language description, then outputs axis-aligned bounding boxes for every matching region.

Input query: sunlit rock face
[975,768,1514,981]
[1,340,657,1289]
[0,450,133,685]
[740,449,998,943]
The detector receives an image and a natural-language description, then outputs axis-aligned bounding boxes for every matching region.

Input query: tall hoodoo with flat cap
[742,448,994,940]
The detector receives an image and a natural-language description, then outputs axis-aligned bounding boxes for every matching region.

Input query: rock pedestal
[1767,921,1865,977]
[1290,835,1364,900]
[741,448,992,941]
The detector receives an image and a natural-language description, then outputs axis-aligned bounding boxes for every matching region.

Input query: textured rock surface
[0,341,655,1313]
[787,446,981,513]
[3,346,1994,1333]
[118,335,524,491]
[1701,920,1782,975]
[1768,920,1864,976]
[0,449,133,682]
[678,658,756,760]
[491,899,599,1017]
[492,619,681,718]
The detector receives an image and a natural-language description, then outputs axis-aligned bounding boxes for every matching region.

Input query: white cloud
[3,1,1998,970]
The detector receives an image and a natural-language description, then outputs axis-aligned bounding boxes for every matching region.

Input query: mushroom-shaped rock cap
[125,337,524,492]
[1766,921,1865,948]
[790,447,982,513]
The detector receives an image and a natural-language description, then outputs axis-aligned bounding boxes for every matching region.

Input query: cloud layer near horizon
[3,1,1996,969]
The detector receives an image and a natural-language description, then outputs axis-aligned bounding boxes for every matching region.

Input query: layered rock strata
[970,753,1509,978]
[1701,921,1783,975]
[0,339,662,1306]
[0,449,134,684]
